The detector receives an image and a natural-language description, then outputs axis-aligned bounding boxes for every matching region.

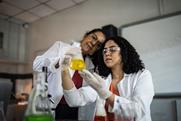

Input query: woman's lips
[84,43,92,50]
[84,44,91,51]
[105,58,112,62]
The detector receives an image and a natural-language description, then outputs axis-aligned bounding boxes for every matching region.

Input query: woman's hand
[61,56,74,90]
[61,55,71,71]
[79,69,112,99]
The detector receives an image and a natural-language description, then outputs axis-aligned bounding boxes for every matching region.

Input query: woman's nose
[104,50,111,56]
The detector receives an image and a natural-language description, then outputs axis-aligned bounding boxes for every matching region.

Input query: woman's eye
[92,35,96,40]
[110,48,115,52]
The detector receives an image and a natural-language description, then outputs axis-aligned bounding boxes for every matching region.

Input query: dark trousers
[55,103,78,120]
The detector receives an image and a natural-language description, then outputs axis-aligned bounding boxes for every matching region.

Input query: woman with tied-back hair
[33,28,106,120]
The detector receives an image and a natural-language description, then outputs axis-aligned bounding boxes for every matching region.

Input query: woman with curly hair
[80,36,154,121]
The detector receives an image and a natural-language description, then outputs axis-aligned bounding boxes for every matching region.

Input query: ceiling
[0,0,88,23]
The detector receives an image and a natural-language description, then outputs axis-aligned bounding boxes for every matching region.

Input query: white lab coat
[33,41,97,120]
[64,69,154,121]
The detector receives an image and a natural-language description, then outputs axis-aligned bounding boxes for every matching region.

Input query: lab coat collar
[107,72,128,83]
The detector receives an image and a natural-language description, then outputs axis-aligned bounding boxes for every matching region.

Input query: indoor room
[0,0,181,121]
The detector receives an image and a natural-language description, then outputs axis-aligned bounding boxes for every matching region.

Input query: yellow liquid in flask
[70,58,85,70]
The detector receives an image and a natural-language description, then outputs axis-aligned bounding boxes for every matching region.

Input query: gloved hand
[49,47,83,72]
[61,55,72,71]
[60,46,81,70]
[95,97,106,116]
[79,69,112,99]
[62,47,84,71]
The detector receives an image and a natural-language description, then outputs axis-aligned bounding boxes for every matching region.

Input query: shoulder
[125,69,152,81]
[127,69,153,88]
[140,69,151,77]
[134,69,151,76]
[135,69,152,82]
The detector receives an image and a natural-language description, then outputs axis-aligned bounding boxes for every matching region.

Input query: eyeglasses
[103,46,120,55]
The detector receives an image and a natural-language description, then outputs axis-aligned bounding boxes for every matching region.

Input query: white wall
[121,14,181,93]
[24,0,181,72]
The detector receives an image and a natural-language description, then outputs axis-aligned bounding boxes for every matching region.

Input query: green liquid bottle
[24,67,54,121]
[24,114,54,121]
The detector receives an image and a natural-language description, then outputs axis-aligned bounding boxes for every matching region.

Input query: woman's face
[103,40,122,68]
[81,31,105,55]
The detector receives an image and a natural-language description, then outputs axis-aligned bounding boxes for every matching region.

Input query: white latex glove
[95,97,106,117]
[79,69,112,99]
[61,55,72,71]
[65,47,82,59]
[50,47,82,72]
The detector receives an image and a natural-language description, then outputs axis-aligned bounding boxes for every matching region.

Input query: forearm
[61,67,75,90]
[64,86,97,107]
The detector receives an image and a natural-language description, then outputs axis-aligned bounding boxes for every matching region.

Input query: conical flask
[24,67,54,121]
[67,47,86,70]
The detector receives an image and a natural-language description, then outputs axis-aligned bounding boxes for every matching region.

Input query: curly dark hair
[98,36,145,77]
[83,28,105,38]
